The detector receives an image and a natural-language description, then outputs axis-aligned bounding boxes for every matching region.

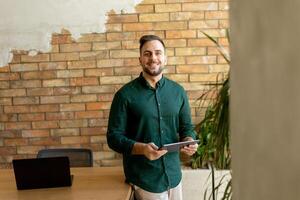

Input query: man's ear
[139,57,142,65]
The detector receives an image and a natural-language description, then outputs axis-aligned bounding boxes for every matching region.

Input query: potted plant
[182,30,232,200]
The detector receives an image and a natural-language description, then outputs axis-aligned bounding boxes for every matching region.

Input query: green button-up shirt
[107,73,196,193]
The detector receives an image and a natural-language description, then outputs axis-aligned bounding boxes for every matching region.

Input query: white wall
[0,0,142,67]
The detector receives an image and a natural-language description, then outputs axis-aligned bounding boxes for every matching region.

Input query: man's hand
[180,137,198,156]
[132,142,167,161]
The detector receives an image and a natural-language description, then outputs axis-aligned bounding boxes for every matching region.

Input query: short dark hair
[139,35,165,52]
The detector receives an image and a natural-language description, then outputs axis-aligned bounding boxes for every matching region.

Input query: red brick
[0,147,17,155]
[0,114,17,122]
[92,41,121,51]
[166,30,197,39]
[67,60,96,69]
[10,63,38,72]
[22,130,49,138]
[40,95,70,104]
[39,62,67,70]
[51,52,79,61]
[167,57,186,65]
[21,54,49,63]
[50,128,79,137]
[0,72,19,81]
[11,80,41,88]
[30,105,59,112]
[59,119,88,128]
[56,69,83,78]
[170,11,204,21]
[71,94,97,102]
[75,111,103,119]
[22,71,57,80]
[114,66,141,75]
[4,105,30,113]
[0,130,22,138]
[165,74,189,82]
[86,102,112,110]
[107,14,138,23]
[0,89,26,97]
[81,127,107,136]
[176,65,209,73]
[5,122,31,130]
[29,137,60,146]
[60,43,92,52]
[107,32,136,41]
[186,56,216,64]
[60,103,85,112]
[70,77,99,86]
[0,81,9,89]
[164,39,187,47]
[32,121,59,129]
[88,118,108,127]
[0,66,10,72]
[188,38,216,47]
[53,87,81,95]
[43,79,69,87]
[61,136,90,144]
[17,146,44,154]
[182,2,218,11]
[189,20,218,29]
[4,138,28,146]
[82,85,115,94]
[46,112,74,120]
[205,11,229,19]
[135,4,154,13]
[100,76,131,84]
[105,23,122,32]
[85,68,114,77]
[97,59,124,68]
[97,94,114,102]
[154,21,187,30]
[139,13,170,22]
[78,33,106,42]
[123,23,154,31]
[18,113,45,121]
[0,98,12,105]
[155,4,181,12]
[27,88,53,96]
[79,51,109,60]
[51,34,74,45]
[110,49,139,59]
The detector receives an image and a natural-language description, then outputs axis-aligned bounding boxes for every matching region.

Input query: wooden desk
[0,167,132,200]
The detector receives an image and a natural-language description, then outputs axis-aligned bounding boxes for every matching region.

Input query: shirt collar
[138,72,165,89]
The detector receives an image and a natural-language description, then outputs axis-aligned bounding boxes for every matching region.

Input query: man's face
[139,40,167,77]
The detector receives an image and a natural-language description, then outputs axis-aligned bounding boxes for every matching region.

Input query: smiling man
[107,35,198,200]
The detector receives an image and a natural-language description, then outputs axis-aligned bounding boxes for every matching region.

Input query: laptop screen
[13,157,72,190]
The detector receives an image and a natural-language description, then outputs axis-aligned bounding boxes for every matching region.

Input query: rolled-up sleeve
[107,91,135,155]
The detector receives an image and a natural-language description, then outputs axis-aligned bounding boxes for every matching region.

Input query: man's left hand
[180,137,198,156]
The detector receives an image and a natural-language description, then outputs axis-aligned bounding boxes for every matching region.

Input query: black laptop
[12,156,73,190]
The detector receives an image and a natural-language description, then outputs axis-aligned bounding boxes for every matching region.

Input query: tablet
[159,140,199,152]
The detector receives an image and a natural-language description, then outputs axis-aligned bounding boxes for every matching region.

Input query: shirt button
[160,117,163,120]
[158,103,160,106]
[161,130,164,134]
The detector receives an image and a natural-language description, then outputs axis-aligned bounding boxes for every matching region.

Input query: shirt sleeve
[106,91,135,155]
[178,89,196,140]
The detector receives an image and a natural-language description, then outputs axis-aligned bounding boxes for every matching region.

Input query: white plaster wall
[0,0,142,67]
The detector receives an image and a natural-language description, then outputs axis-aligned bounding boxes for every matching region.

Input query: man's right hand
[132,142,167,160]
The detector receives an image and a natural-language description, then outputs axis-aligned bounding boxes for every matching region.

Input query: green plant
[191,31,231,170]
[190,30,232,199]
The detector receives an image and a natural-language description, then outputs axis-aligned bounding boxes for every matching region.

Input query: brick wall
[0,0,229,168]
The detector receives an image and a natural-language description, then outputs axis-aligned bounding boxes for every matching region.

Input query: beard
[142,64,164,76]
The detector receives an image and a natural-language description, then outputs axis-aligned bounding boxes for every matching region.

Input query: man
[107,35,198,200]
